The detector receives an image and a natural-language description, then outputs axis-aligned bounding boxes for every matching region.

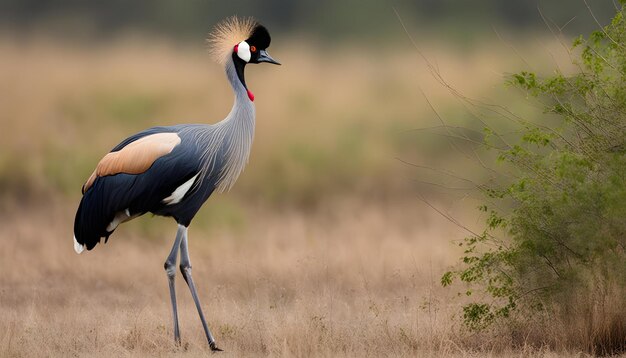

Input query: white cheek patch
[236,40,251,62]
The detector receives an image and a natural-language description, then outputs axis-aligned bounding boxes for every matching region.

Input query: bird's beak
[257,50,281,65]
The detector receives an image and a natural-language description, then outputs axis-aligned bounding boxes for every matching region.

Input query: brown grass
[1,198,603,357]
[1,198,470,357]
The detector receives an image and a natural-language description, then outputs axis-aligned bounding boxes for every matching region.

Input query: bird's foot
[209,342,223,352]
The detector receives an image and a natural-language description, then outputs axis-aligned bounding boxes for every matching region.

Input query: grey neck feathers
[186,57,255,193]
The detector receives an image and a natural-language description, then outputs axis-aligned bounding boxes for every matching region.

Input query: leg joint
[179,262,192,273]
[164,261,177,278]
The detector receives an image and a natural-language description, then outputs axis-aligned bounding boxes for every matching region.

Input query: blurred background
[0,0,617,211]
[0,0,618,41]
[0,0,620,356]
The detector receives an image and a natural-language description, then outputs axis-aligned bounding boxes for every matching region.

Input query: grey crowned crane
[73,17,280,350]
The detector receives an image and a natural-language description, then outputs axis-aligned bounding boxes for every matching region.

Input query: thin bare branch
[415,193,482,238]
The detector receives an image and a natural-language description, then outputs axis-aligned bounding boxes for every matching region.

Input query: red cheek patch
[247,89,255,102]
[234,44,239,53]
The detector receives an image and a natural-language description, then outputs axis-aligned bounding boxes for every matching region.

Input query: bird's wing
[75,127,205,250]
[82,130,181,193]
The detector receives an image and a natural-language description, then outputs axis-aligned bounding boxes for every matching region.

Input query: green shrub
[443,3,626,353]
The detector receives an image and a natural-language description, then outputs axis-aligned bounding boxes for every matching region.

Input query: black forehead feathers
[246,24,271,49]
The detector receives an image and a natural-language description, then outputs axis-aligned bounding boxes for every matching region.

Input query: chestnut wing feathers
[82,132,181,193]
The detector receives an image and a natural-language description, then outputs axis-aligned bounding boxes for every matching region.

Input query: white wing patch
[74,235,85,254]
[163,173,199,205]
[106,209,132,232]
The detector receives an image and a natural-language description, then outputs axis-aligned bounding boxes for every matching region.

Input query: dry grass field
[1,199,469,357]
[0,36,585,356]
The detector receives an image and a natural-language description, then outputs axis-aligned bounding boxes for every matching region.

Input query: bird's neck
[221,56,255,139]
[225,58,255,110]
[204,57,255,193]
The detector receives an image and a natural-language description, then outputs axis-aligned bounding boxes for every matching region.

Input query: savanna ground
[0,36,585,356]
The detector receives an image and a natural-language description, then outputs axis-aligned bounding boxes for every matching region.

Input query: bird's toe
[209,342,223,352]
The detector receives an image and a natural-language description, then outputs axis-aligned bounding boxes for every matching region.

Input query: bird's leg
[164,224,186,345]
[179,228,222,351]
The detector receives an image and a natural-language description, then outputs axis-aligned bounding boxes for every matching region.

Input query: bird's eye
[250,46,257,53]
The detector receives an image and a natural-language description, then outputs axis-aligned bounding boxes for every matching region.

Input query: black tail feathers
[73,175,136,251]
[74,195,113,251]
